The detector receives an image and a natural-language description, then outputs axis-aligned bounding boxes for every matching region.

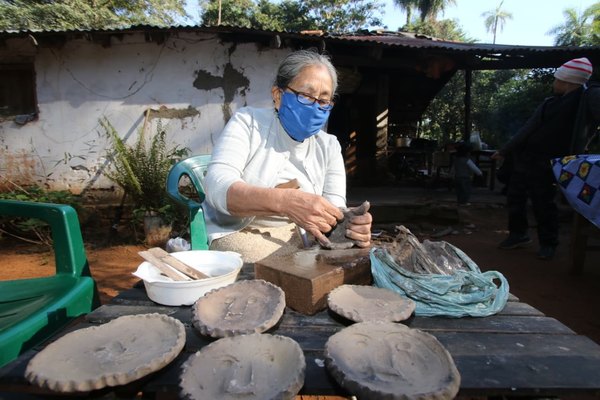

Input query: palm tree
[547,5,596,46]
[482,1,513,44]
[417,0,456,22]
[393,0,419,25]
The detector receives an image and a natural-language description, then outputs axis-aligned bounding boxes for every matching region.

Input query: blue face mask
[277,91,331,142]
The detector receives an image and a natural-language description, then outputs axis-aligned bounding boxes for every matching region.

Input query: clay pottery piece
[180,333,305,400]
[325,321,460,400]
[327,284,415,322]
[192,279,285,338]
[25,314,186,393]
[321,201,370,250]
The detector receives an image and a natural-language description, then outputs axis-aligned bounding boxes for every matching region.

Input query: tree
[392,0,419,26]
[200,0,314,31]
[481,0,513,44]
[252,0,315,32]
[200,0,257,28]
[404,18,470,41]
[295,0,385,32]
[0,0,188,31]
[592,3,600,44]
[548,4,599,46]
[201,0,384,33]
[417,0,456,22]
[420,70,465,144]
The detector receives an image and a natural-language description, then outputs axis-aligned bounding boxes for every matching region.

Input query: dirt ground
[1,201,600,347]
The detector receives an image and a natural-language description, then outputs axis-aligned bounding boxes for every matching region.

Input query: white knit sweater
[203,106,346,243]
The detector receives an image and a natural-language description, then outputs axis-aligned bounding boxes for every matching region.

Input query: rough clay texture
[192,279,286,338]
[325,321,460,400]
[321,201,371,250]
[327,284,416,322]
[25,314,186,393]
[180,333,305,400]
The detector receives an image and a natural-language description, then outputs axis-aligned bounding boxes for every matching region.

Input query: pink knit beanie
[554,57,593,85]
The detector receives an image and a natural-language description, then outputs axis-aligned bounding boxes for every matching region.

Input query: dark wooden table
[2,264,600,399]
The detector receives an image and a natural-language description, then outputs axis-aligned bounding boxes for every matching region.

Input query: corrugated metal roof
[0,23,571,51]
[329,31,589,54]
[2,24,597,67]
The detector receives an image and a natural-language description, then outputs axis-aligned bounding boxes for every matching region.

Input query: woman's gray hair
[274,49,338,94]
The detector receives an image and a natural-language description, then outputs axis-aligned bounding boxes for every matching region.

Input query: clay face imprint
[25,314,186,393]
[179,333,306,400]
[325,321,460,400]
[93,341,135,366]
[193,279,286,338]
[221,355,257,394]
[327,284,415,323]
[224,295,258,320]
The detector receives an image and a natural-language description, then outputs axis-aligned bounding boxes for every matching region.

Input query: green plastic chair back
[0,200,100,368]
[166,155,211,250]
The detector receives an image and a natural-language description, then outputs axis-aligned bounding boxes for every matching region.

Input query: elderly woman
[203,49,372,262]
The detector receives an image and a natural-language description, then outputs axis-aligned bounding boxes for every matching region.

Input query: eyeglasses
[285,86,335,111]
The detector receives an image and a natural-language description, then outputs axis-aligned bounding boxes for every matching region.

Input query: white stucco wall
[0,31,287,197]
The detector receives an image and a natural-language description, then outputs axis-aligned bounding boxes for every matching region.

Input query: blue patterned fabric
[552,154,600,229]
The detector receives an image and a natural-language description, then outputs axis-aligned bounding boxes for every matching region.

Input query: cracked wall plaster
[193,63,249,124]
[0,34,282,195]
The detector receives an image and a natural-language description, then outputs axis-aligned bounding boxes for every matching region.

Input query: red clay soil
[1,203,599,347]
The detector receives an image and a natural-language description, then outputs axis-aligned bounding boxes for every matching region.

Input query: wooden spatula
[142,247,210,280]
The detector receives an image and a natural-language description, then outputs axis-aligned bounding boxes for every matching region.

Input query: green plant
[100,115,189,219]
[0,180,80,245]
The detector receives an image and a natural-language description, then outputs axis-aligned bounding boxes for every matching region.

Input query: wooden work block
[254,248,372,315]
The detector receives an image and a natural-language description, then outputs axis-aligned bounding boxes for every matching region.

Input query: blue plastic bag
[370,245,509,318]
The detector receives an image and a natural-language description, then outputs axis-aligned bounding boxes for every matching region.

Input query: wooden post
[464,69,472,141]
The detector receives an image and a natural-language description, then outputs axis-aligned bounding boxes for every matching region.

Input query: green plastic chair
[0,200,100,368]
[166,155,211,250]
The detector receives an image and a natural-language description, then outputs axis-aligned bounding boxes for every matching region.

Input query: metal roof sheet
[2,24,597,64]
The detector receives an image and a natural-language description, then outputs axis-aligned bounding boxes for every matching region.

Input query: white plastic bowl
[132,250,243,306]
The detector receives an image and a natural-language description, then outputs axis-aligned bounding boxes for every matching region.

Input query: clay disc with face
[25,313,186,393]
[327,284,416,323]
[180,333,305,400]
[192,279,285,338]
[325,321,460,400]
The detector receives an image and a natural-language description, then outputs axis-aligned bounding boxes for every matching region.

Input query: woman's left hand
[344,202,373,248]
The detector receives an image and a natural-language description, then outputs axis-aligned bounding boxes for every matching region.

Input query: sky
[378,0,598,46]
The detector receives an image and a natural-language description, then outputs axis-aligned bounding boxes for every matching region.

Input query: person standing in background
[453,141,483,205]
[491,57,600,260]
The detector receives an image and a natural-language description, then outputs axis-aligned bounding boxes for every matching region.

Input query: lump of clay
[327,284,415,323]
[320,201,370,250]
[325,321,460,400]
[192,279,285,338]
[25,314,186,393]
[180,333,305,400]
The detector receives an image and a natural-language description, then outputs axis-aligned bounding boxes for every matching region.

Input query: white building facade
[0,29,286,199]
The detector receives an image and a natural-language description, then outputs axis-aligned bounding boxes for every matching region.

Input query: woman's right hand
[282,189,343,245]
[491,151,504,161]
[226,181,343,245]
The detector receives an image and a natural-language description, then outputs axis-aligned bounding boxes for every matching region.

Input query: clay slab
[325,321,460,400]
[180,333,305,400]
[321,201,370,250]
[193,279,285,337]
[327,284,416,322]
[25,314,186,393]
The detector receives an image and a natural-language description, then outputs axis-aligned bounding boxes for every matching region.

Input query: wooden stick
[147,247,210,280]
[138,250,190,281]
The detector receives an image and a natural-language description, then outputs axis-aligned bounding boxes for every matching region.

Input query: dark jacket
[500,84,600,173]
